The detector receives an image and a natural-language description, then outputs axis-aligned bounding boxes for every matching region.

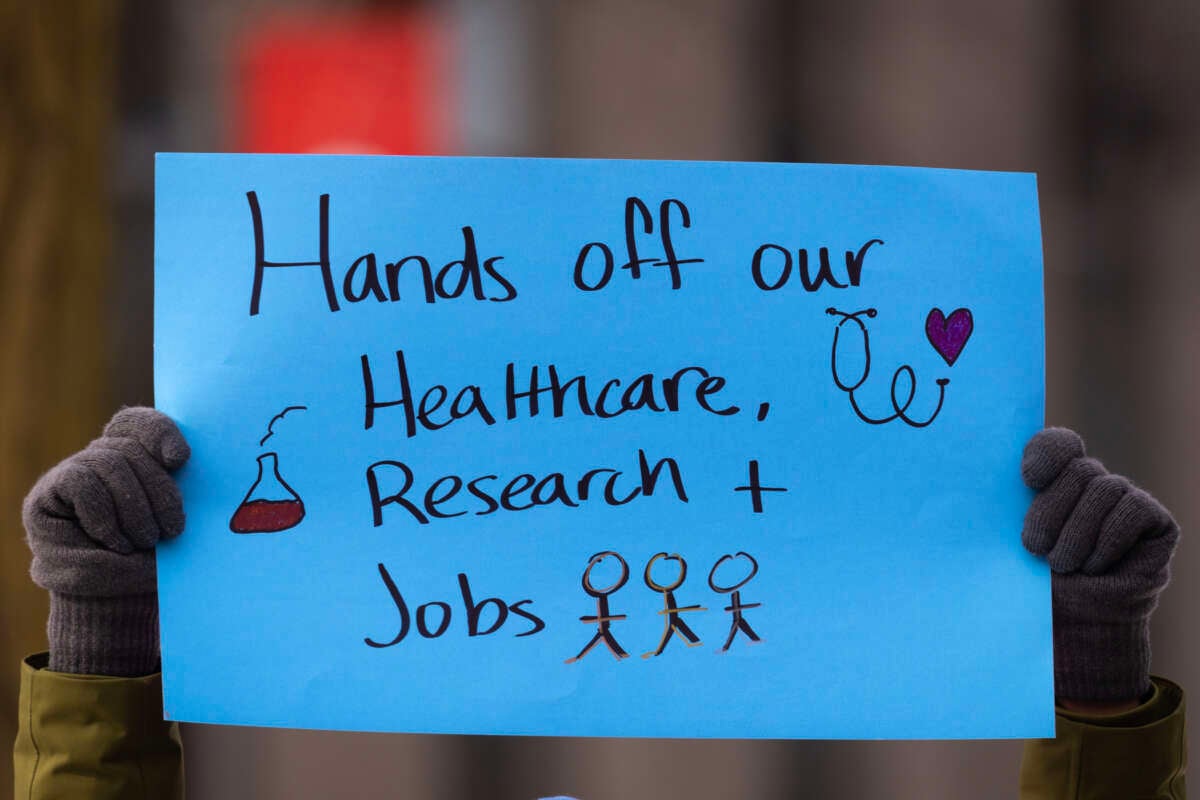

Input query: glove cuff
[1054,618,1151,702]
[47,593,160,677]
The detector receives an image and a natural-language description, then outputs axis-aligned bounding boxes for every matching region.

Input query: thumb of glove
[104,407,191,471]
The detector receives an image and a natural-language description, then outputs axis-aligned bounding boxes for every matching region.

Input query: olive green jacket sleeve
[1021,677,1186,799]
[13,654,183,800]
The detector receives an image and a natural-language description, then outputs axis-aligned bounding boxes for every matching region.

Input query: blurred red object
[235,9,455,154]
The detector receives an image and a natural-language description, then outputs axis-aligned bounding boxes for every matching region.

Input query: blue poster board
[154,154,1049,739]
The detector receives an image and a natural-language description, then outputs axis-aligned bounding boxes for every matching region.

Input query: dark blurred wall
[0,4,119,795]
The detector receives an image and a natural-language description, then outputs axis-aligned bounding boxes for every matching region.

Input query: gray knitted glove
[22,407,190,676]
[1022,427,1179,702]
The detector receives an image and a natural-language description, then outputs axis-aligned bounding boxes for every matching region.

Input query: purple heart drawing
[925,307,974,366]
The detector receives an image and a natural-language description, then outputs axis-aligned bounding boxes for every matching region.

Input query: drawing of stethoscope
[826,307,948,428]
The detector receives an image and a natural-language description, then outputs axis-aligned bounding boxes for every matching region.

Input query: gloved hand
[1022,427,1179,703]
[22,407,190,676]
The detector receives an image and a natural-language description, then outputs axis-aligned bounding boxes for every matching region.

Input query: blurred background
[2,0,1197,797]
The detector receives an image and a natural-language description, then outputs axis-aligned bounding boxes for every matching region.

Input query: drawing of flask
[229,452,306,534]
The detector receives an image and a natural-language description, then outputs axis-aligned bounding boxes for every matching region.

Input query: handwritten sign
[154,155,1051,739]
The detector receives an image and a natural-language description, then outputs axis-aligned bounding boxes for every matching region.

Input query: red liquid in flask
[230,452,306,534]
[230,499,305,533]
